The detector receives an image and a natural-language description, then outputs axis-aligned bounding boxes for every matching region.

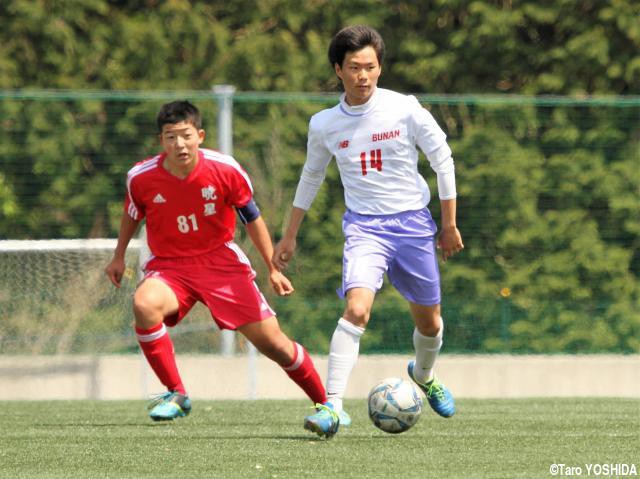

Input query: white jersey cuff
[437,171,457,200]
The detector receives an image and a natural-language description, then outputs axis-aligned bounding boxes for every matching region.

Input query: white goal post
[0,238,140,251]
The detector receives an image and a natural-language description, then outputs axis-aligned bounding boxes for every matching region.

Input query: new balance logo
[153,193,167,203]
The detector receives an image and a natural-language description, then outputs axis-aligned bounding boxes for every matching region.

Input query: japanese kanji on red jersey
[124,148,253,258]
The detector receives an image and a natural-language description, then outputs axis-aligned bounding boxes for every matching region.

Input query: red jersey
[124,148,253,258]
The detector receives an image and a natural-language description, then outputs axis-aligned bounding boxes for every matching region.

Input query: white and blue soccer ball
[367,377,423,434]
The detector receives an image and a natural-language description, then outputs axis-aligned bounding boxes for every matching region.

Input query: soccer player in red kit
[105,100,338,437]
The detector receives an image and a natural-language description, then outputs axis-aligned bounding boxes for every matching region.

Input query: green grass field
[1,398,638,479]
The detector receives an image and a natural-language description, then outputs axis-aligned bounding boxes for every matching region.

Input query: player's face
[335,46,381,106]
[160,121,205,173]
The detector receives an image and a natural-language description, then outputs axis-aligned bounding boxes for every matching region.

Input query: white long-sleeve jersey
[293,88,456,215]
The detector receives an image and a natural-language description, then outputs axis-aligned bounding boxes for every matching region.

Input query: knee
[344,302,371,327]
[132,290,164,328]
[415,312,442,337]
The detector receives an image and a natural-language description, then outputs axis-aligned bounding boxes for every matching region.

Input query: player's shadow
[35,423,416,441]
[180,432,406,441]
[34,422,154,427]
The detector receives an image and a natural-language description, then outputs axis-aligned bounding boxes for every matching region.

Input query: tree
[0,0,638,353]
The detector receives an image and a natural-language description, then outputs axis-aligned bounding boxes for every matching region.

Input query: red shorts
[143,242,276,330]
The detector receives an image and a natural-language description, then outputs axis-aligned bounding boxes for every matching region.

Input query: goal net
[0,237,239,356]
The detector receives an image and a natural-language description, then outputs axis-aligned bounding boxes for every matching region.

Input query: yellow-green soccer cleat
[304,402,340,438]
[407,360,456,418]
[148,391,192,421]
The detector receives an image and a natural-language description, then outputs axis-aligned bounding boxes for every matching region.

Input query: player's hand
[437,226,464,262]
[272,237,296,270]
[269,270,294,296]
[105,257,126,288]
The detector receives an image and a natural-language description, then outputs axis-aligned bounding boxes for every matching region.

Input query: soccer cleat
[407,360,456,418]
[148,391,192,421]
[304,402,340,439]
[339,409,352,427]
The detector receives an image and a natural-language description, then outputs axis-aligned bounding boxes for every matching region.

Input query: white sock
[412,320,444,384]
[326,318,365,412]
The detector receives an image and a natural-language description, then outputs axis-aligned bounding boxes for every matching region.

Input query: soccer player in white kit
[274,25,464,436]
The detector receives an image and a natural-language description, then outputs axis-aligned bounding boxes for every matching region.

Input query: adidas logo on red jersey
[153,193,167,203]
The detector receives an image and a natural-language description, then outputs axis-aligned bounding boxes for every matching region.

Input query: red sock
[136,323,186,395]
[283,342,327,404]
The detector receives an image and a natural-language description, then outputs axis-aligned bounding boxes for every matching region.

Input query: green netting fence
[0,90,638,355]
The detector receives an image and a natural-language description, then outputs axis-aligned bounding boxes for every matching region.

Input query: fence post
[213,85,248,362]
[213,85,237,358]
[213,84,235,157]
[213,84,258,399]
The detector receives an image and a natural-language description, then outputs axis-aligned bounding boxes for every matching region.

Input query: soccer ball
[367,377,423,434]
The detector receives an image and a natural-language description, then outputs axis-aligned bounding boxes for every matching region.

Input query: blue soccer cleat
[407,360,456,418]
[304,402,340,439]
[148,391,192,421]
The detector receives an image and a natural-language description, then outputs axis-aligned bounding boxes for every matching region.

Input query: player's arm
[273,117,332,270]
[242,210,294,297]
[105,213,141,288]
[411,98,464,262]
[273,206,306,270]
[426,144,464,262]
[437,198,463,262]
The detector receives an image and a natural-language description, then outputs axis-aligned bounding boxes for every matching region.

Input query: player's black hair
[157,100,202,133]
[328,25,385,68]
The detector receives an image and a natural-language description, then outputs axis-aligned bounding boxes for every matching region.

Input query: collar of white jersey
[338,87,380,117]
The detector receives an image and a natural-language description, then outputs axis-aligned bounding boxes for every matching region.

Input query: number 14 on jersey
[360,149,382,176]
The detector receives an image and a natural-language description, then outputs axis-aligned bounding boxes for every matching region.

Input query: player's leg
[303,289,373,431]
[408,303,455,417]
[194,244,339,438]
[237,316,326,405]
[133,276,192,420]
[409,302,443,384]
[238,317,339,439]
[323,287,373,426]
[387,208,455,417]
[326,210,391,424]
